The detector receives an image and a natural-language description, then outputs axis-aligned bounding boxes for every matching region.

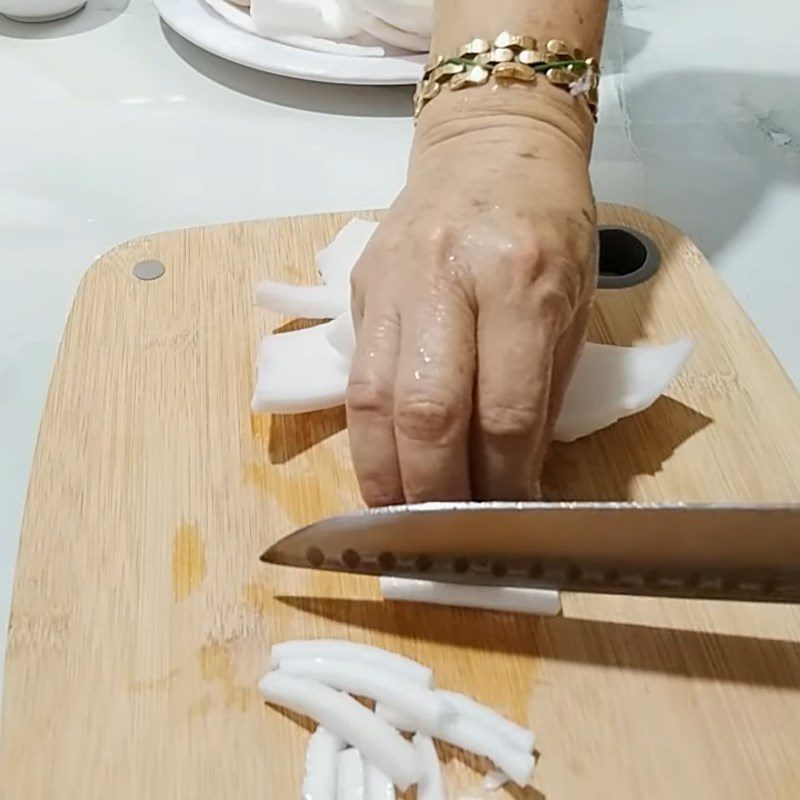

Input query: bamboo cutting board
[2,205,800,799]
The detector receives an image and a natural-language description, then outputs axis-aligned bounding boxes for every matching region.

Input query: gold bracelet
[413,32,599,122]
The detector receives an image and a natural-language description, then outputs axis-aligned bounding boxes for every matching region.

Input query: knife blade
[261,502,800,603]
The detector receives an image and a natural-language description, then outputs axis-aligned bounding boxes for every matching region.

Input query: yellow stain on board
[199,641,256,712]
[171,523,207,601]
[129,669,178,694]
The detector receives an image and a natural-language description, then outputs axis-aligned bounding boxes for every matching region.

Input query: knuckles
[346,378,393,417]
[477,402,541,439]
[394,394,466,442]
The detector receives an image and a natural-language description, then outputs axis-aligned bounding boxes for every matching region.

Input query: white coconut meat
[304,727,346,800]
[278,657,452,731]
[356,0,431,35]
[250,0,361,38]
[336,749,366,800]
[413,734,448,800]
[269,639,434,687]
[316,219,378,286]
[380,577,561,621]
[251,321,348,414]
[325,313,357,359]
[363,761,396,800]
[436,691,535,754]
[374,702,415,734]
[357,9,429,50]
[375,703,534,787]
[553,338,695,442]
[483,770,509,791]
[254,281,349,319]
[252,219,694,443]
[201,0,386,54]
[259,671,421,790]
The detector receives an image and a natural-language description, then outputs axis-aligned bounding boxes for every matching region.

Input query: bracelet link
[414,31,600,122]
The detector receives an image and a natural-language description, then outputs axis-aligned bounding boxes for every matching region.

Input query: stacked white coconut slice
[260,639,536,798]
[202,0,432,55]
[251,217,694,445]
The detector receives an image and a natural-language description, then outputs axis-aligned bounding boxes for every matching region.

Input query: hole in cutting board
[597,226,660,288]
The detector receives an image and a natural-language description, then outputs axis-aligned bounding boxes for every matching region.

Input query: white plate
[154,0,426,85]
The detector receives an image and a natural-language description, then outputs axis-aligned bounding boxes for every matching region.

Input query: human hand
[347,86,598,505]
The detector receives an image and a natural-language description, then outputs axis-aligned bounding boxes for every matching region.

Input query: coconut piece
[380,577,560,621]
[364,761,396,800]
[358,9,428,50]
[251,321,348,414]
[279,657,451,731]
[269,639,434,687]
[304,727,346,800]
[413,734,448,800]
[336,749,365,800]
[254,281,349,319]
[375,703,534,787]
[259,672,421,790]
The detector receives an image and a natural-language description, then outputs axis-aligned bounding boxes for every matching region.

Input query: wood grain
[2,205,800,799]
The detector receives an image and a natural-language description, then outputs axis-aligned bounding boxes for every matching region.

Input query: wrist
[411,79,594,168]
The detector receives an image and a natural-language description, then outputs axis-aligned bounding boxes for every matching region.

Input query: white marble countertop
[1,0,799,685]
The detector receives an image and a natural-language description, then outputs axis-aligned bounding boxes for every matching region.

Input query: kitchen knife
[261,502,800,603]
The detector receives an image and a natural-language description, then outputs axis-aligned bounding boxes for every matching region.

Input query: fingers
[531,301,592,482]
[471,290,567,501]
[393,287,476,503]
[346,296,404,507]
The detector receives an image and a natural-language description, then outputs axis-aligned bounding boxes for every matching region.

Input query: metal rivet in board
[133,260,166,281]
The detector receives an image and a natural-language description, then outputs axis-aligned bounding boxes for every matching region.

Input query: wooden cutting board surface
[2,204,800,799]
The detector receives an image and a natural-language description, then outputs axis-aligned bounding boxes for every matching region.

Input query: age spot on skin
[517,150,539,160]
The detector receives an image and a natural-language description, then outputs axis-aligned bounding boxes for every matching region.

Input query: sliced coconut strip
[202,0,260,31]
[259,672,420,790]
[413,734,448,800]
[437,691,534,754]
[357,0,431,35]
[435,716,534,787]
[250,0,361,39]
[483,770,509,791]
[305,727,346,800]
[337,749,365,800]
[279,657,451,731]
[204,0,251,14]
[316,219,379,287]
[364,761,396,800]
[202,0,385,53]
[269,639,434,688]
[553,338,694,442]
[273,32,385,56]
[375,703,534,787]
[254,281,349,319]
[251,322,348,414]
[380,578,561,621]
[374,702,415,733]
[358,10,428,50]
